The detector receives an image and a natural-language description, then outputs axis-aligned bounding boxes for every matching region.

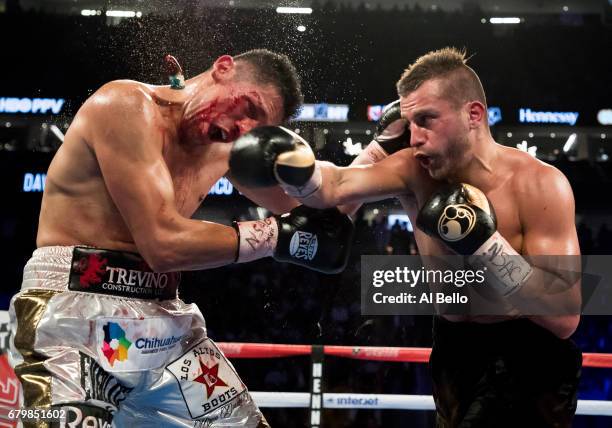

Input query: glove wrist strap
[468,231,533,297]
[234,218,279,263]
[353,140,389,165]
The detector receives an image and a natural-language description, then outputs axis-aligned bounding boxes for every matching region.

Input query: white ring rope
[250,392,612,416]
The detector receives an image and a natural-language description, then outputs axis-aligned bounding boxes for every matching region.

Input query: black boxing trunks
[430,316,582,428]
[8,246,269,428]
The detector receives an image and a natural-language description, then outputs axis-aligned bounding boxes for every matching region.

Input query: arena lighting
[598,109,612,125]
[563,133,577,153]
[81,9,99,16]
[297,25,306,32]
[105,10,141,18]
[516,141,537,157]
[276,7,313,14]
[489,17,521,24]
[343,137,363,156]
[49,125,65,143]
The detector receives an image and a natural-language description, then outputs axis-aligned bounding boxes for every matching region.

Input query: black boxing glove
[229,126,320,197]
[233,205,354,274]
[416,183,533,296]
[354,100,411,165]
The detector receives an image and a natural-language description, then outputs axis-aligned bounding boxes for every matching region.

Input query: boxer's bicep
[98,145,176,237]
[520,167,581,338]
[521,167,581,299]
[87,100,182,254]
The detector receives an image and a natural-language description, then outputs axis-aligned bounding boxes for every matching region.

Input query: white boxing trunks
[8,246,269,428]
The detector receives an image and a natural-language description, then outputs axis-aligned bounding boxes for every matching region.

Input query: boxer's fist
[417,183,534,296]
[416,183,497,254]
[274,206,354,273]
[355,100,410,165]
[229,126,316,189]
[234,206,354,274]
[373,100,410,155]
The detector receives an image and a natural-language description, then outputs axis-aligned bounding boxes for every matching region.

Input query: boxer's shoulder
[77,80,161,145]
[498,145,574,221]
[82,80,157,122]
[499,144,568,193]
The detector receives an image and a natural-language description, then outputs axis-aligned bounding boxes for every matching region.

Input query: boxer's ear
[212,55,236,82]
[466,100,486,129]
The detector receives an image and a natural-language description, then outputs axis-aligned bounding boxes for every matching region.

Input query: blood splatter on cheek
[179,101,217,141]
[178,94,246,142]
[182,100,217,129]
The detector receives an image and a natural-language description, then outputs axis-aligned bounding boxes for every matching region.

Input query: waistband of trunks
[22,245,180,300]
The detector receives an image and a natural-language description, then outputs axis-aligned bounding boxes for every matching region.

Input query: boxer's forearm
[338,147,387,216]
[298,161,346,208]
[519,264,581,300]
[497,264,581,338]
[137,217,238,272]
[507,265,581,315]
[300,161,388,209]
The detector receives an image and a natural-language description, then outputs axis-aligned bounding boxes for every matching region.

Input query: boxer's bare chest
[397,174,524,256]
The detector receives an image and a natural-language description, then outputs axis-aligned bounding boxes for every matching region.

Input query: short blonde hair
[396,47,487,109]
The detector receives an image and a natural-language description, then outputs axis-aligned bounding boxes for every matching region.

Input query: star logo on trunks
[193,359,228,399]
[167,338,246,418]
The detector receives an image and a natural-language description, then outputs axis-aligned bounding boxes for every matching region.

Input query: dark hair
[234,49,303,121]
[396,47,487,110]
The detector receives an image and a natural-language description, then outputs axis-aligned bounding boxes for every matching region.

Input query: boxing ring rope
[217,342,612,417]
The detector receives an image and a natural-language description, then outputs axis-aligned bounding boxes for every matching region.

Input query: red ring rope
[217,342,612,368]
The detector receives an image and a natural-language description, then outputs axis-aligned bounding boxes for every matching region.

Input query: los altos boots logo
[167,339,247,419]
